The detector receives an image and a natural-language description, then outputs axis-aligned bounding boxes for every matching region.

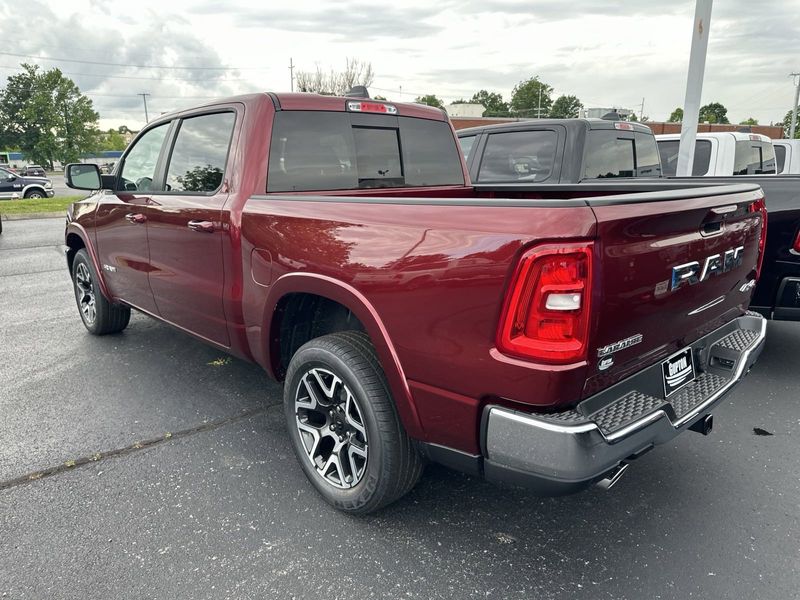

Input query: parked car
[457,118,662,182]
[0,166,54,199]
[772,139,800,175]
[64,91,766,514]
[20,165,47,177]
[656,132,777,177]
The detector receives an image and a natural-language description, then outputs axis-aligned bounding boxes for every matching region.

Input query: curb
[1,211,66,221]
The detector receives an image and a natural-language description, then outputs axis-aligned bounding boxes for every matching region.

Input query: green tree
[668,107,683,122]
[470,90,509,116]
[780,108,800,138]
[97,128,127,151]
[0,63,99,168]
[415,94,444,109]
[739,117,759,126]
[510,77,553,117]
[549,95,583,119]
[698,102,729,124]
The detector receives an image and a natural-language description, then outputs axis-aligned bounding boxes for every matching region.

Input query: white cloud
[0,0,797,128]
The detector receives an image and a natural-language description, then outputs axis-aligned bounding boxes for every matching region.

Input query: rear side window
[477,130,557,182]
[458,135,476,160]
[582,130,662,179]
[657,139,712,176]
[733,141,776,175]
[166,112,235,193]
[267,112,463,192]
[775,144,787,173]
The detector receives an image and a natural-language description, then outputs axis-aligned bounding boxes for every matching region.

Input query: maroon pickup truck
[64,91,767,514]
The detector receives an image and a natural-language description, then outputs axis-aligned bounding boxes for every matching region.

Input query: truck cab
[656,132,777,177]
[773,139,800,175]
[457,118,661,184]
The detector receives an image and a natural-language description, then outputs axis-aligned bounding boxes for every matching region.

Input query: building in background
[447,103,485,118]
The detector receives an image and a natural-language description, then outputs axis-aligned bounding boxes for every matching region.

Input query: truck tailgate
[583,184,765,397]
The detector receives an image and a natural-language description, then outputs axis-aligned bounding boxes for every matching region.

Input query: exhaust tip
[690,414,714,436]
[595,462,629,491]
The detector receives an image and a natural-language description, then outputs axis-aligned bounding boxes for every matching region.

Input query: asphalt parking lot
[1,217,799,599]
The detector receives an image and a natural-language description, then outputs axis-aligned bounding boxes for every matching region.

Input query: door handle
[125,213,146,224]
[187,220,215,233]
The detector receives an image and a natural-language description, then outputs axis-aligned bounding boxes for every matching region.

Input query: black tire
[284,331,424,514]
[71,249,131,335]
[24,189,45,199]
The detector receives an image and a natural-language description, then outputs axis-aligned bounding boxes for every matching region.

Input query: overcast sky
[0,0,797,130]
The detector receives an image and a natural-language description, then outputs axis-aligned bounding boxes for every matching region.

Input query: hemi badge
[597,334,643,358]
[102,264,117,272]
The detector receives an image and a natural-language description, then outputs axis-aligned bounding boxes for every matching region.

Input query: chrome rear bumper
[483,313,767,494]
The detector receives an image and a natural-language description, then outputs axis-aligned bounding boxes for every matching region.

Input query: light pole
[789,73,800,139]
[677,0,713,177]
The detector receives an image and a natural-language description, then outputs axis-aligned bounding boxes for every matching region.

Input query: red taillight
[497,243,593,364]
[793,231,800,254]
[346,101,398,114]
[748,197,767,278]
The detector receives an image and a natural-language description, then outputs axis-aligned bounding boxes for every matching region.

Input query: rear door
[583,185,765,395]
[145,109,237,347]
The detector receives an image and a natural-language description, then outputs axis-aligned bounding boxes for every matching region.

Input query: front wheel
[72,249,131,335]
[24,189,45,199]
[284,331,424,514]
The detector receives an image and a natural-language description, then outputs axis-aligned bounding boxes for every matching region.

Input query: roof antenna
[346,86,370,98]
[601,109,621,121]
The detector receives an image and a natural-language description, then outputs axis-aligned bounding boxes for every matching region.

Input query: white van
[772,139,800,174]
[656,132,777,177]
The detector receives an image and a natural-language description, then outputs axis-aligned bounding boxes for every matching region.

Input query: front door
[0,168,24,198]
[146,111,236,347]
[94,122,171,314]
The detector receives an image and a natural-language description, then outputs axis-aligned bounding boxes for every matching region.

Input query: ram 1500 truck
[461,120,800,323]
[457,118,662,183]
[64,92,767,514]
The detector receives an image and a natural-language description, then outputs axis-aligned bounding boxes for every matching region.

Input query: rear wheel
[71,249,131,335]
[284,331,424,514]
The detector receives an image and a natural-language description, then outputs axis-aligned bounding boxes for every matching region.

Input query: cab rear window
[582,130,662,179]
[476,130,557,182]
[657,139,712,176]
[734,141,777,175]
[267,111,464,192]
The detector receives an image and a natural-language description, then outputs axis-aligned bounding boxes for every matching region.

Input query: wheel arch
[65,223,112,300]
[22,184,47,197]
[263,272,425,440]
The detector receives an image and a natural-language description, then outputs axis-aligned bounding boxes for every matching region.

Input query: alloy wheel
[294,367,369,489]
[74,262,97,324]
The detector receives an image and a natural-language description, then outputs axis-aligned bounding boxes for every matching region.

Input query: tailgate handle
[701,220,724,236]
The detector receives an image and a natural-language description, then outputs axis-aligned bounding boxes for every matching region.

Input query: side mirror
[66,163,102,190]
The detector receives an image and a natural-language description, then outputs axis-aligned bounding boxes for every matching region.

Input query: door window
[118,123,169,192]
[458,135,476,161]
[165,112,236,193]
[775,145,787,173]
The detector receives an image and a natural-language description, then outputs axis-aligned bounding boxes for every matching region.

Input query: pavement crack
[0,405,274,492]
